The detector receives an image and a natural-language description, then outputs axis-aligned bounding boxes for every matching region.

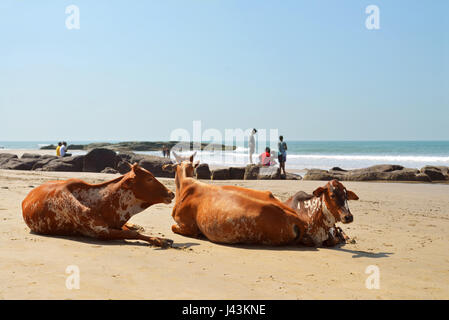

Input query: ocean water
[1,140,449,170]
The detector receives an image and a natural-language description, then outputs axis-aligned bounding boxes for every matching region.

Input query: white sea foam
[141,150,449,170]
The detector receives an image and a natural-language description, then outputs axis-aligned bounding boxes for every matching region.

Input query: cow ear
[313,186,326,197]
[346,190,359,200]
[189,152,197,163]
[172,151,182,164]
[122,174,135,188]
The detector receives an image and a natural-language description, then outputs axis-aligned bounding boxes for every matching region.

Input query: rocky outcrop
[1,158,40,170]
[138,157,174,178]
[244,164,281,180]
[41,156,85,172]
[284,172,302,180]
[31,156,59,170]
[0,153,18,166]
[83,148,118,173]
[195,164,211,180]
[41,141,236,152]
[1,150,448,183]
[229,167,246,180]
[101,167,119,174]
[21,153,43,159]
[211,168,230,180]
[304,164,447,182]
[420,166,447,181]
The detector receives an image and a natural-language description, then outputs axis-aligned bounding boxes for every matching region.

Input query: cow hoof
[158,238,174,248]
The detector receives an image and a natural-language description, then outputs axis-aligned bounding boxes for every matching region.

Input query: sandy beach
[1,168,448,300]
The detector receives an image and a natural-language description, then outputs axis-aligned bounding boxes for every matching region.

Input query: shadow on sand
[326,245,394,258]
[29,231,200,250]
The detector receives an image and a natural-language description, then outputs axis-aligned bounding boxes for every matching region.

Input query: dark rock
[303,169,338,181]
[414,173,432,182]
[305,165,432,182]
[228,167,246,180]
[101,167,119,174]
[387,168,420,181]
[195,163,211,180]
[83,148,118,173]
[244,164,281,180]
[117,161,131,174]
[42,155,59,159]
[331,167,347,172]
[138,157,174,178]
[257,166,281,180]
[41,162,76,172]
[21,153,42,159]
[41,156,85,172]
[211,168,230,180]
[32,157,59,170]
[244,164,260,180]
[284,172,302,180]
[350,164,404,174]
[0,153,18,166]
[39,144,57,150]
[420,166,447,181]
[1,158,40,170]
[116,151,145,165]
[0,153,18,159]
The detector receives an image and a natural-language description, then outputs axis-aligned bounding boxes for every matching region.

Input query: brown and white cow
[284,180,359,246]
[162,156,309,246]
[22,163,175,247]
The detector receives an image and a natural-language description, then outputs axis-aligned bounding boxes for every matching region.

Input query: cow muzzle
[164,191,175,204]
[342,213,353,224]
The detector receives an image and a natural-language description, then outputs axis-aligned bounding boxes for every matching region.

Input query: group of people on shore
[55,142,71,157]
[161,145,170,158]
[249,129,288,176]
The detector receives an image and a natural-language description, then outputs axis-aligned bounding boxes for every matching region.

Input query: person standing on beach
[278,136,287,176]
[249,128,257,164]
[56,142,62,156]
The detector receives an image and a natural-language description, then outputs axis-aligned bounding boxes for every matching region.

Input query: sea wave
[286,154,449,163]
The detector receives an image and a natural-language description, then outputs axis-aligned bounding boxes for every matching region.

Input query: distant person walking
[56,142,62,156]
[60,142,72,157]
[249,128,257,164]
[278,136,287,176]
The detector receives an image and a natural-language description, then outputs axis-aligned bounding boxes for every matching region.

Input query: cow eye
[330,194,336,199]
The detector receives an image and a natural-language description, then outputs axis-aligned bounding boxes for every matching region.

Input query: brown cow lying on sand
[162,156,309,245]
[284,180,359,246]
[22,163,175,247]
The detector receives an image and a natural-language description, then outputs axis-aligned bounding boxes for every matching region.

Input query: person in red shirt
[259,147,272,166]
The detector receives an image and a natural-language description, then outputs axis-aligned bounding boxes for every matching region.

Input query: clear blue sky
[1,0,448,141]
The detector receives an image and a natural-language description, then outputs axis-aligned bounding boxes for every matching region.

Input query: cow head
[312,179,359,224]
[162,153,199,179]
[124,163,175,205]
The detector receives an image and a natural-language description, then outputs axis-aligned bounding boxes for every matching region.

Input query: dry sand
[0,169,448,299]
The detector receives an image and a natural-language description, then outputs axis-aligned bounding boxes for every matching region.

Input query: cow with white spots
[22,163,175,247]
[162,155,309,246]
[284,180,359,246]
